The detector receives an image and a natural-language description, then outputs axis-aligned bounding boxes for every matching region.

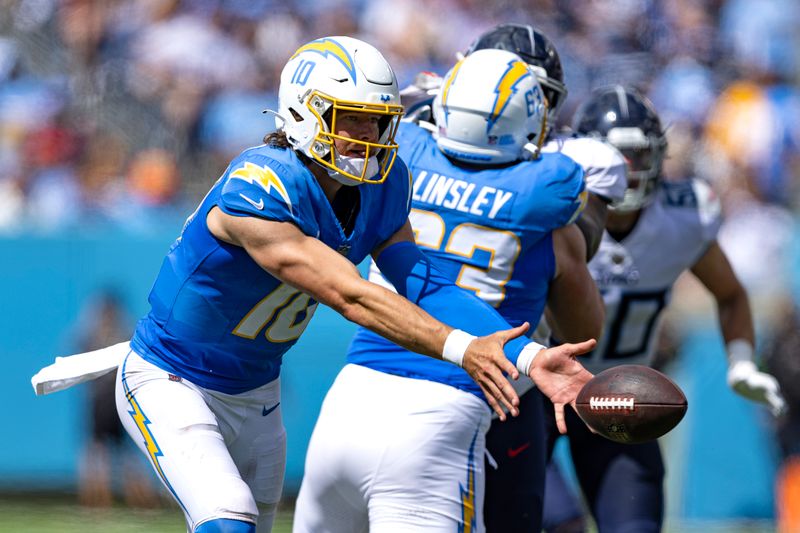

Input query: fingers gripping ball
[574,365,687,444]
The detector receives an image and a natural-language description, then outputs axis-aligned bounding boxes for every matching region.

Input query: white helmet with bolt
[277,36,404,185]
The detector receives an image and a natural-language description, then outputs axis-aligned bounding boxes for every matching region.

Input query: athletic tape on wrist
[727,339,755,366]
[442,329,476,367]
[516,342,547,375]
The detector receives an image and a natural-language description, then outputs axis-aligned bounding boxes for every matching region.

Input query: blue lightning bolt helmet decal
[439,58,465,126]
[291,37,357,84]
[488,59,531,134]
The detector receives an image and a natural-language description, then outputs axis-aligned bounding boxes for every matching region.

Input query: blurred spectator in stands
[709,0,800,209]
[22,112,85,231]
[118,147,186,230]
[72,289,161,508]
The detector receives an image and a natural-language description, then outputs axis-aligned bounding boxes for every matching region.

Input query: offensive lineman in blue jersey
[32,37,599,533]
[293,49,604,533]
[398,24,630,532]
[463,25,630,533]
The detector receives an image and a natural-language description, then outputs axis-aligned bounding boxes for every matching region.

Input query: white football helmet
[277,36,404,185]
[432,49,547,165]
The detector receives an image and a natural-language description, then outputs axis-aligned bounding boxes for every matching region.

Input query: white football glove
[727,359,787,416]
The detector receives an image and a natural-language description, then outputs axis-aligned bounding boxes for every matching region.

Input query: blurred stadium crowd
[0,0,798,237]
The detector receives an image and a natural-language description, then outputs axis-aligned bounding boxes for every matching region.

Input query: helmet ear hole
[289,108,304,122]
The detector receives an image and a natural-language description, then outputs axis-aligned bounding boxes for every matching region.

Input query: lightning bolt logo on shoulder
[230,162,293,213]
[489,59,531,134]
[290,38,357,84]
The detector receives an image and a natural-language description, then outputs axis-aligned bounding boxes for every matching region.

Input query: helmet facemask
[529,64,567,127]
[607,127,667,212]
[303,91,403,185]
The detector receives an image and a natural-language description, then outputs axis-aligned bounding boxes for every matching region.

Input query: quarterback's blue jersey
[131,144,412,394]
[347,122,586,398]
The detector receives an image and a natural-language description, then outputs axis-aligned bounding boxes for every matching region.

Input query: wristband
[727,339,754,366]
[516,341,547,375]
[442,329,476,367]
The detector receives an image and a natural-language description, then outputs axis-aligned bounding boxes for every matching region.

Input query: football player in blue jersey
[533,86,788,533]
[33,36,601,533]
[292,48,604,533]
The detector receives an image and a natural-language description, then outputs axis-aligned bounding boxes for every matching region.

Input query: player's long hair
[263,131,292,148]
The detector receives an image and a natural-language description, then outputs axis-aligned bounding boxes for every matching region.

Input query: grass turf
[0,493,293,533]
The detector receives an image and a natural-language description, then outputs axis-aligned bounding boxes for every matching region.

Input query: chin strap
[522,142,542,160]
[326,153,380,186]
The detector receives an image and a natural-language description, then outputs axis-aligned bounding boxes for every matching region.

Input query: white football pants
[293,363,490,533]
[115,349,286,532]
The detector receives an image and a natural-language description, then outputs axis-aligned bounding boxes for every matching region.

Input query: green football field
[0,494,777,533]
[0,494,294,533]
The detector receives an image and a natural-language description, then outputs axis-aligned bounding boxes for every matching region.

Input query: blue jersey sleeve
[375,240,529,366]
[218,153,298,224]
[525,153,587,231]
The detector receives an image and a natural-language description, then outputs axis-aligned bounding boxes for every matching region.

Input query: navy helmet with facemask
[467,23,568,132]
[572,86,667,212]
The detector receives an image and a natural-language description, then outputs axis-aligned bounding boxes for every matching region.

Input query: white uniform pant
[294,364,491,533]
[115,349,286,532]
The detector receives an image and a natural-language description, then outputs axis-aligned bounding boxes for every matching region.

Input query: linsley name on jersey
[411,169,513,219]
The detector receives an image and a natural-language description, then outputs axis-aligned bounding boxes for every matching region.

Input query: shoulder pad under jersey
[661,178,722,243]
[524,151,588,229]
[218,148,299,224]
[543,134,628,203]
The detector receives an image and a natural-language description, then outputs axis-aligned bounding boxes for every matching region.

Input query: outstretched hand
[528,339,596,434]
[728,360,787,416]
[462,322,530,421]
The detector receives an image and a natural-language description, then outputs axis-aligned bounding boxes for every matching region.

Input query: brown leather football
[575,364,688,444]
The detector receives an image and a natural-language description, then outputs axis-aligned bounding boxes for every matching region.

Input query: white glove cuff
[516,342,547,375]
[442,329,476,367]
[727,339,755,366]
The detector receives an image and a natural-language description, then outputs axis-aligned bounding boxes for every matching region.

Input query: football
[575,365,688,445]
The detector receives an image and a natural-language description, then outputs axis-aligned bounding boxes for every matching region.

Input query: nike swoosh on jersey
[240,193,264,210]
[507,442,531,458]
[262,402,280,417]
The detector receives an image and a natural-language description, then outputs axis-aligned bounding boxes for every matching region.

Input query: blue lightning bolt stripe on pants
[116,350,286,532]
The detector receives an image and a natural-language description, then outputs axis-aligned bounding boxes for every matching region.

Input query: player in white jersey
[537,86,788,533]
[293,49,603,533]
